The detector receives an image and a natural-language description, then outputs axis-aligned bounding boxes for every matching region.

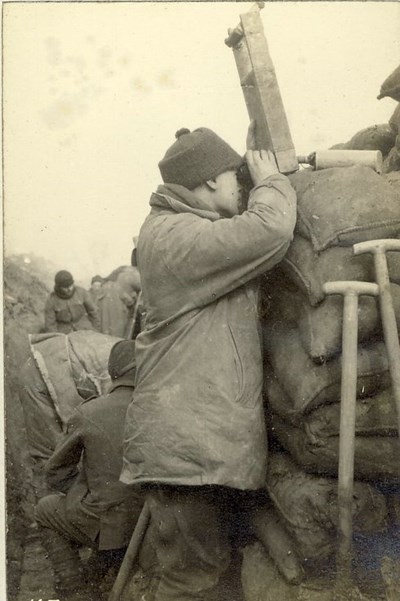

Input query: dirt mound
[4,256,51,599]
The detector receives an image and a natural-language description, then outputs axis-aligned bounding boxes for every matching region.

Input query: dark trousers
[35,494,124,596]
[145,485,261,601]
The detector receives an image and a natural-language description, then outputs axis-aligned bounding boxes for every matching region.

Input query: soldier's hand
[245,149,279,185]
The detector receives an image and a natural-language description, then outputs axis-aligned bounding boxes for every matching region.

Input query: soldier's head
[108,340,136,382]
[90,275,103,290]
[54,270,75,298]
[158,127,245,217]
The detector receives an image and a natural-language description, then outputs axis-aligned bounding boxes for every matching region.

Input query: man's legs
[146,486,232,601]
[35,494,95,598]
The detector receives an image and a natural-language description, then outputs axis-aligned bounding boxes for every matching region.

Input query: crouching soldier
[35,340,142,601]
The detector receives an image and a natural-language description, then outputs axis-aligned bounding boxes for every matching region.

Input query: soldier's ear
[205,178,218,190]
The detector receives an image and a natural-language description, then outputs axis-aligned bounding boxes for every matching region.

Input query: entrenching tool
[353,239,400,434]
[322,281,379,591]
[108,502,151,601]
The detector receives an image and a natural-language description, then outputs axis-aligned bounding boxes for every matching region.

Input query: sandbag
[378,64,400,102]
[265,453,388,561]
[383,135,400,174]
[385,171,400,189]
[345,124,396,156]
[263,279,400,362]
[270,414,400,482]
[389,104,400,135]
[288,166,400,252]
[263,325,390,414]
[278,236,400,306]
[266,377,397,436]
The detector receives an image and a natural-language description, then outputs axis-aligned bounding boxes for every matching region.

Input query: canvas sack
[288,166,400,252]
[265,453,387,561]
[264,280,400,362]
[265,376,397,437]
[270,414,400,481]
[343,124,395,156]
[389,104,400,134]
[279,236,400,306]
[263,325,390,414]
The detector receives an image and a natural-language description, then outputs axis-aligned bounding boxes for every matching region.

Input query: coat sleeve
[45,410,84,493]
[44,296,58,333]
[82,289,100,330]
[162,173,297,304]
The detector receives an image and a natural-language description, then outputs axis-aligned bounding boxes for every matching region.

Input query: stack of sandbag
[332,64,400,176]
[262,163,400,483]
[264,453,387,563]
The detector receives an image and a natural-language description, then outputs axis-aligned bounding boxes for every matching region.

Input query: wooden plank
[227,9,298,174]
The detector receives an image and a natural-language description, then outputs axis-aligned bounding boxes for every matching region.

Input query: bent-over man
[35,340,142,601]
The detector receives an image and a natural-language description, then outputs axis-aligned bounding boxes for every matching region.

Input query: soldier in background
[88,275,104,306]
[97,265,141,338]
[44,270,100,334]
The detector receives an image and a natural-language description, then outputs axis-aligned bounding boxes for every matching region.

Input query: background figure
[45,270,100,334]
[19,330,122,500]
[35,340,142,601]
[89,275,104,306]
[97,265,141,338]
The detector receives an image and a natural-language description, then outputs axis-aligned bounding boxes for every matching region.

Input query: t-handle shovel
[353,239,400,434]
[322,280,379,595]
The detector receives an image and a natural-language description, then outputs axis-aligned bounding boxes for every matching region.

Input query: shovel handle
[108,502,151,601]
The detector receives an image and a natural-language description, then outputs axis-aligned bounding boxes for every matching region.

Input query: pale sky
[3,1,400,285]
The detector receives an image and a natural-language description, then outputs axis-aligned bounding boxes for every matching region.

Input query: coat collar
[150,183,221,222]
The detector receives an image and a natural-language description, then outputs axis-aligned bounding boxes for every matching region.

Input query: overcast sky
[3,1,400,285]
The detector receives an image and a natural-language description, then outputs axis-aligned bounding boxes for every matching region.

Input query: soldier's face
[213,170,242,218]
[60,285,74,294]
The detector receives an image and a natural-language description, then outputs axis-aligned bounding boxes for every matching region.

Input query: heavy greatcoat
[121,174,297,490]
[44,285,99,334]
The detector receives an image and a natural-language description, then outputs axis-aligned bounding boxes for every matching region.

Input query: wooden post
[226,5,298,174]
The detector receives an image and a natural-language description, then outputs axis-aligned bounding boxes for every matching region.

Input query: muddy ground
[4,255,400,601]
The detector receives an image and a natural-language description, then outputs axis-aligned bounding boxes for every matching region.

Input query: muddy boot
[39,527,88,599]
[85,548,126,599]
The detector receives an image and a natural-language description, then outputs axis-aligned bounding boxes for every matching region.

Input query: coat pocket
[228,324,245,404]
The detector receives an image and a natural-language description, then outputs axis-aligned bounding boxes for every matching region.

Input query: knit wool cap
[55,270,74,287]
[91,275,103,285]
[108,340,136,381]
[158,127,243,189]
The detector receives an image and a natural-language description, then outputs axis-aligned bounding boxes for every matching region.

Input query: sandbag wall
[260,164,400,562]
[333,63,400,174]
[379,64,400,173]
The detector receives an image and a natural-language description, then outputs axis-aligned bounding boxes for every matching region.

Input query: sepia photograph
[3,1,400,600]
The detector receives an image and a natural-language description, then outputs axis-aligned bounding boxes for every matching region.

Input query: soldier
[120,124,297,600]
[35,340,142,601]
[44,270,100,334]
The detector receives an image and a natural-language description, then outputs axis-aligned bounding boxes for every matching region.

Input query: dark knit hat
[55,270,74,287]
[108,340,136,381]
[158,127,243,189]
[91,275,103,285]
